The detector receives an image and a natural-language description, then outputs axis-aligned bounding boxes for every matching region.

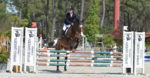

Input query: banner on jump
[123,32,134,68]
[24,27,37,66]
[123,30,145,74]
[10,27,24,66]
[135,32,145,68]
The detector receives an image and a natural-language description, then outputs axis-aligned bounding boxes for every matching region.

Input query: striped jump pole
[37,50,122,71]
[37,62,122,67]
[38,54,122,58]
[49,50,122,55]
[37,59,122,64]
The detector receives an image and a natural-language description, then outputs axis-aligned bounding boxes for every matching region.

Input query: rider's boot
[60,30,65,39]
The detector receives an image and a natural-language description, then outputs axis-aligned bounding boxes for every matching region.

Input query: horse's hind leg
[57,53,60,71]
[55,40,60,71]
[64,55,67,71]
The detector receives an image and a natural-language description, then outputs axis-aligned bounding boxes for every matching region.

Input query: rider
[61,6,78,38]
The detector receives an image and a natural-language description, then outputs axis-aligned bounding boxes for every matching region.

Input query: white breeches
[63,24,70,31]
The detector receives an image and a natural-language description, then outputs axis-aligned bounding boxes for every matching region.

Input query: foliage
[146,42,150,51]
[21,19,29,27]
[5,29,11,39]
[0,0,150,43]
[0,3,8,22]
[10,16,19,27]
[100,25,114,34]
[84,0,100,44]
[0,2,11,32]
[120,0,150,31]
[103,0,114,26]
[115,39,122,47]
[0,32,2,35]
[0,46,9,63]
[0,32,10,63]
[103,34,115,47]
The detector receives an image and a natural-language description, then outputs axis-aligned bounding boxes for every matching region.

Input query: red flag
[32,22,37,27]
[39,34,42,37]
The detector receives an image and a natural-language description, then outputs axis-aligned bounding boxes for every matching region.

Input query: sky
[6,0,18,14]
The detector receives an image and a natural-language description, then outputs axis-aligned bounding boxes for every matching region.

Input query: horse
[53,19,84,71]
[54,19,84,50]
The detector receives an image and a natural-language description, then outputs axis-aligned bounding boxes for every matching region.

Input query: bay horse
[54,19,84,50]
[53,18,84,71]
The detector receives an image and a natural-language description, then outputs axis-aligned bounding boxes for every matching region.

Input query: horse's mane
[74,18,80,26]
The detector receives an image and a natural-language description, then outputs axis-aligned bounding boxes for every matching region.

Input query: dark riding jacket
[64,12,77,25]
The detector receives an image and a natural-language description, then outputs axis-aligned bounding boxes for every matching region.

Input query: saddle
[61,25,71,38]
[65,25,71,34]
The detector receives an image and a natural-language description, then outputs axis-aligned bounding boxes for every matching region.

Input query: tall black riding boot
[60,30,65,39]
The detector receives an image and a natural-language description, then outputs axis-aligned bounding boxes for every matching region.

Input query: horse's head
[72,19,85,38]
[65,18,84,38]
[79,24,84,37]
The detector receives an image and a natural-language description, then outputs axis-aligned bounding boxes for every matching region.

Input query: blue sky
[6,0,18,14]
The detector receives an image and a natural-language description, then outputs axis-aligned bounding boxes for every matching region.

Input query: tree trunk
[65,0,69,13]
[18,8,22,27]
[80,0,84,24]
[24,0,28,5]
[100,0,105,27]
[51,0,57,41]
[46,0,50,41]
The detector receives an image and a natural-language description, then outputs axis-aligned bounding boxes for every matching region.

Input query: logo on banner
[138,35,142,41]
[126,34,131,40]
[15,30,20,37]
[29,31,34,37]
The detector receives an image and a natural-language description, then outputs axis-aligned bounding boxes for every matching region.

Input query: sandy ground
[0,62,149,78]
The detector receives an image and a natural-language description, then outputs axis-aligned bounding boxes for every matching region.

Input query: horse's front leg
[74,37,81,49]
[70,38,73,50]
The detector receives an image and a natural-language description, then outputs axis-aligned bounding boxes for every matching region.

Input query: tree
[103,34,115,47]
[120,0,150,32]
[84,0,100,44]
[2,0,150,41]
[46,0,50,41]
[13,0,24,26]
[80,0,84,24]
[0,2,11,32]
[65,0,69,13]
[100,0,105,27]
[51,0,57,41]
[0,3,8,23]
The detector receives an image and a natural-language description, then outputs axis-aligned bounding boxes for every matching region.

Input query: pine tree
[84,0,100,44]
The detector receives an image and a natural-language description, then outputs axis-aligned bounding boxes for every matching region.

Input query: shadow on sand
[39,69,123,75]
